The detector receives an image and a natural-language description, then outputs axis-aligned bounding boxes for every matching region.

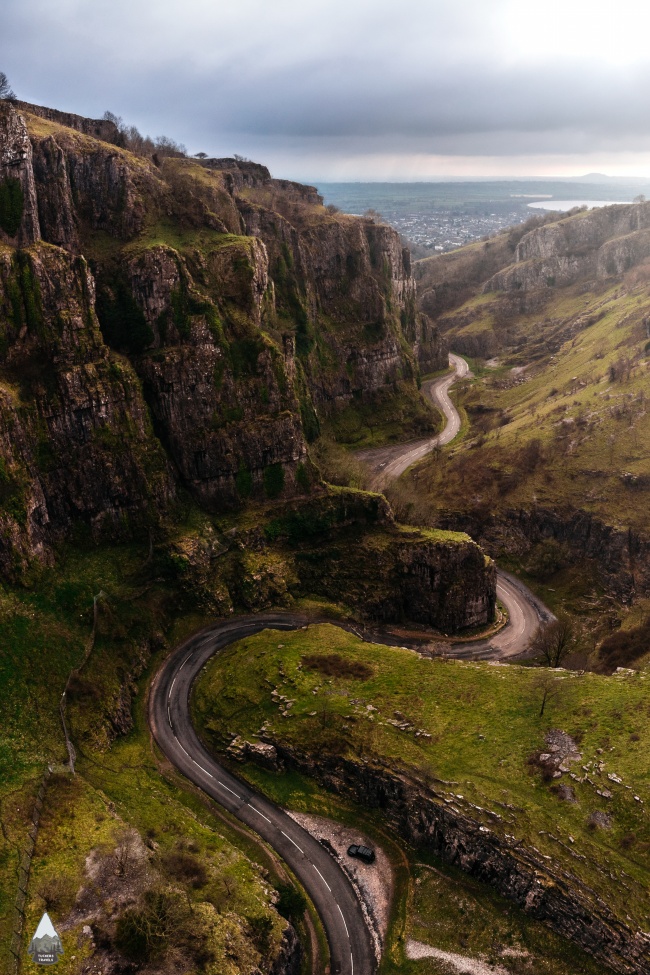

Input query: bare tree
[532,617,574,668]
[0,72,15,101]
[532,670,564,717]
[102,109,123,128]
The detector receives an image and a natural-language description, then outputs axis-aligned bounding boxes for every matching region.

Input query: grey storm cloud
[3,0,650,174]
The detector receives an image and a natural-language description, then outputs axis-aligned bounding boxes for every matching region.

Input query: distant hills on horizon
[313,173,650,186]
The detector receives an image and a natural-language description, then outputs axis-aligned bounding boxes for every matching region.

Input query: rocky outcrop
[483,202,650,293]
[292,525,496,632]
[238,191,445,404]
[162,489,495,632]
[13,101,120,142]
[441,504,650,605]
[269,924,301,975]
[31,135,79,250]
[252,492,495,631]
[0,101,456,587]
[259,746,650,975]
[0,103,40,246]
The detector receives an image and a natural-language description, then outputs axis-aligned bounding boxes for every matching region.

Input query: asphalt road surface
[356,353,470,491]
[150,613,377,975]
[149,352,553,975]
[356,352,554,658]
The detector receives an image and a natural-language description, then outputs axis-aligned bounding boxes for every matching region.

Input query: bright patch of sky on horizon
[3,0,650,180]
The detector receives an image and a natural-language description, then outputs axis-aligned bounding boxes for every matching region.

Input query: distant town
[316,179,648,257]
[377,203,529,253]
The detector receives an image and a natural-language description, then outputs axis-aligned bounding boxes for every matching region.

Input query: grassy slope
[0,535,318,975]
[413,252,650,531]
[193,623,646,971]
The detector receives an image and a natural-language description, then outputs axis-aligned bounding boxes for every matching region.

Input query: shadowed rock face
[250,744,650,975]
[0,244,175,577]
[0,101,456,599]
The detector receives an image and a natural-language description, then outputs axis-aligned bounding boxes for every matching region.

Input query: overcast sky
[4,0,650,180]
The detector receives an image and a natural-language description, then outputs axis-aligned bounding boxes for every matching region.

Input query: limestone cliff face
[0,104,40,246]
[13,101,121,142]
[0,100,449,579]
[238,187,442,408]
[164,489,496,632]
[0,243,174,576]
[484,202,650,293]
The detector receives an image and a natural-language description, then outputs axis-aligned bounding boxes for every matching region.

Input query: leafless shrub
[531,618,575,667]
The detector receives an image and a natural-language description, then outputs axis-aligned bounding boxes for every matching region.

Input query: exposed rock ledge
[256,744,650,975]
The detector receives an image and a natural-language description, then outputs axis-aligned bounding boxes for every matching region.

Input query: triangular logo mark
[28,913,64,965]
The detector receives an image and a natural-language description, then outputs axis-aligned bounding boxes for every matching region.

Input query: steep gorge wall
[166,490,496,632]
[484,203,650,293]
[0,101,451,587]
[437,503,650,605]
[254,745,650,975]
[0,243,175,577]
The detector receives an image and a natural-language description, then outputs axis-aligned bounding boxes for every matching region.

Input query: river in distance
[528,199,631,212]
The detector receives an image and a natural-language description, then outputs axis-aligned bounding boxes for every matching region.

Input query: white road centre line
[167,706,172,727]
[193,762,212,777]
[312,865,331,892]
[337,904,349,937]
[169,675,177,698]
[176,739,192,760]
[179,653,192,671]
[249,805,272,824]
[280,830,305,854]
[351,950,354,974]
[217,781,241,799]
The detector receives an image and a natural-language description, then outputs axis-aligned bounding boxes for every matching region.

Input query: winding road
[149,352,553,975]
[356,353,470,492]
[356,353,554,659]
[150,613,376,975]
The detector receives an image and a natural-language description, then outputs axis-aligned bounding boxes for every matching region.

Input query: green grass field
[0,536,320,975]
[193,623,650,953]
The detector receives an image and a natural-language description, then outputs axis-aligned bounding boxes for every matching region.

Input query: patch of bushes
[115,888,183,962]
[169,277,217,339]
[295,462,311,492]
[235,464,253,498]
[302,652,374,680]
[161,850,208,888]
[525,538,571,581]
[0,176,24,236]
[230,336,264,378]
[300,400,320,443]
[263,462,285,499]
[96,273,153,354]
[362,321,386,344]
[275,882,306,921]
[295,317,314,356]
[247,914,273,955]
[9,251,42,331]
[596,617,650,673]
[263,504,339,543]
